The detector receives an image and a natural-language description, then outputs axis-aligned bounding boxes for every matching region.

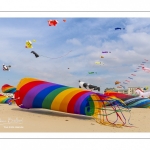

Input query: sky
[1,18,150,93]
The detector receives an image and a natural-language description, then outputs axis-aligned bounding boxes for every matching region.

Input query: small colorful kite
[131,74,136,76]
[63,19,66,22]
[115,81,121,85]
[1,84,16,93]
[142,66,150,73]
[95,61,104,65]
[25,40,33,48]
[101,56,104,58]
[48,20,58,26]
[88,72,97,74]
[117,86,122,88]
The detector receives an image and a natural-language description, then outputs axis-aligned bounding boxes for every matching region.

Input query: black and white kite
[3,64,11,71]
[78,80,100,92]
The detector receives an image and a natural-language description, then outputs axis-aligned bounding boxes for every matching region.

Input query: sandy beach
[0,103,150,132]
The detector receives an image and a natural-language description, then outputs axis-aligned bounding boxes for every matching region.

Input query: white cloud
[66,38,81,46]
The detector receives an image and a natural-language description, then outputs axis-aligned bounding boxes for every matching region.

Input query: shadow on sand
[11,108,93,121]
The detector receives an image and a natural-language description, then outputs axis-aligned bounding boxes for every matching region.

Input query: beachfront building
[104,87,143,95]
[104,88,128,94]
[128,87,143,95]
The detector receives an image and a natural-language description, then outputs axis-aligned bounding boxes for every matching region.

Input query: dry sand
[0,103,150,132]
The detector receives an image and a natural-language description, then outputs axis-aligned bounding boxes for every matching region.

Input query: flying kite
[48,20,58,26]
[145,59,148,61]
[131,74,136,76]
[88,72,97,74]
[3,64,11,71]
[120,85,125,89]
[115,81,120,85]
[28,50,72,59]
[128,77,133,79]
[117,86,122,88]
[102,51,111,53]
[115,27,125,30]
[25,40,33,48]
[142,66,150,73]
[95,61,104,65]
[31,51,39,58]
[63,19,66,22]
[125,80,130,82]
[134,71,137,72]
[79,80,100,92]
[101,56,104,58]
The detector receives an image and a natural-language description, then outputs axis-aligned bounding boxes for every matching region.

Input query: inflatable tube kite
[13,77,132,127]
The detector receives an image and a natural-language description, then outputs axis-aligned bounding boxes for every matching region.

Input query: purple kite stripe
[74,91,93,114]
[22,83,55,108]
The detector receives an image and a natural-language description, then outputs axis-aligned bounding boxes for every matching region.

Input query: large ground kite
[104,91,150,108]
[12,77,132,127]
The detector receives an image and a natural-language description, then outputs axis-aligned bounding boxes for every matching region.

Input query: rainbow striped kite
[13,77,131,127]
[1,84,16,93]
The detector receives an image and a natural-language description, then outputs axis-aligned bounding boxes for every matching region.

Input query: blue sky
[1,18,150,92]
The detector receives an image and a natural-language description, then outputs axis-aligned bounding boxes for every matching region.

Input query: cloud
[66,38,81,46]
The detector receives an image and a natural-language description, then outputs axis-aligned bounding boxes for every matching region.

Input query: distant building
[104,88,128,94]
[104,87,143,95]
[128,87,143,95]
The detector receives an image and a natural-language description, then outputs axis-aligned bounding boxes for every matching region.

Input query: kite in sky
[78,80,100,92]
[25,40,33,48]
[117,86,122,88]
[101,56,104,58]
[102,51,111,53]
[48,20,58,26]
[128,77,133,79]
[131,74,136,76]
[142,66,150,73]
[115,27,125,30]
[115,81,121,85]
[3,64,11,71]
[63,19,66,22]
[120,85,125,89]
[88,72,97,74]
[31,51,39,58]
[95,61,104,65]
